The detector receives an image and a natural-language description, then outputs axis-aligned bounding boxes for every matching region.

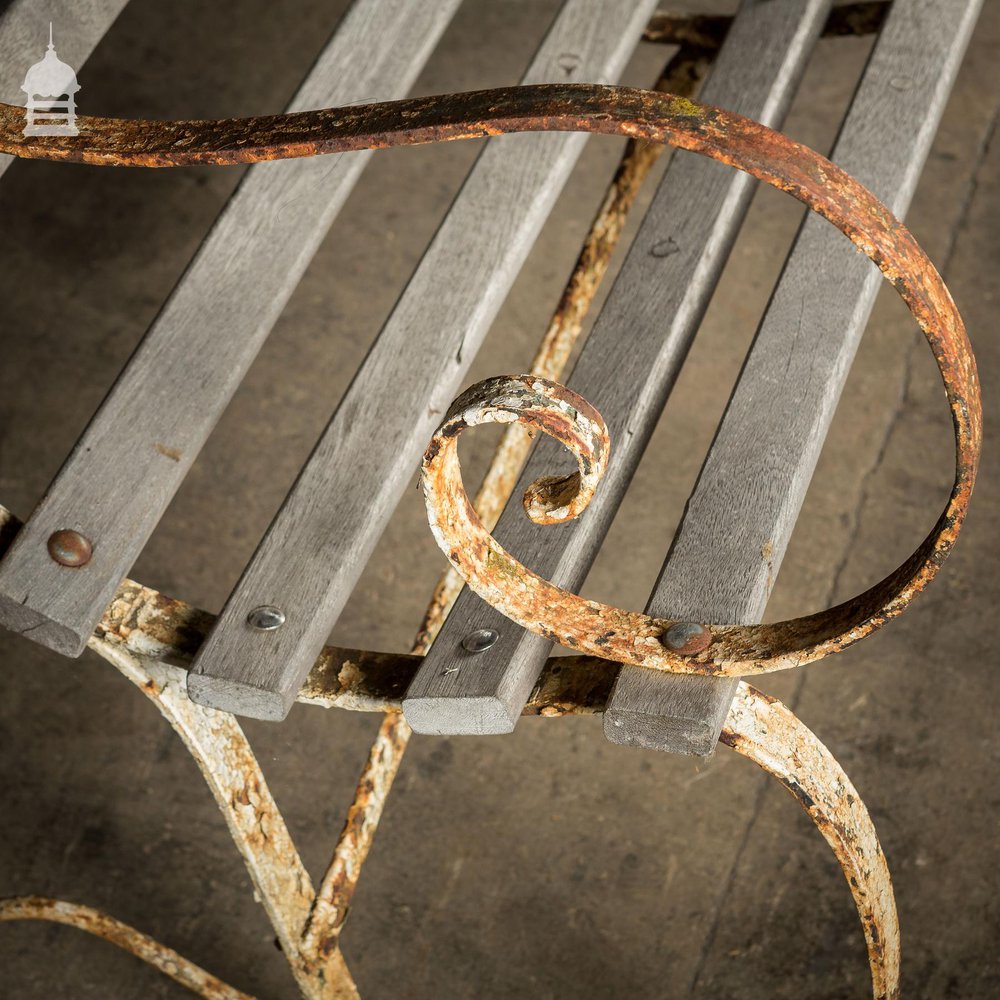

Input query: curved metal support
[0,896,254,1000]
[2,504,900,996]
[363,89,976,678]
[722,684,900,1000]
[89,639,359,1000]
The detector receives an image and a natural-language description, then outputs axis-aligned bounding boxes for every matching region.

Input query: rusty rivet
[662,621,712,655]
[461,628,499,653]
[47,529,93,568]
[247,606,285,631]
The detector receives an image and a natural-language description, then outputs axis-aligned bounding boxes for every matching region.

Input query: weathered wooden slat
[0,0,130,179]
[403,0,832,735]
[0,0,463,654]
[604,0,984,754]
[184,0,659,720]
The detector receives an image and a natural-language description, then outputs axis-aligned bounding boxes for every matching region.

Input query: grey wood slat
[185,0,659,721]
[0,0,463,654]
[403,0,831,736]
[604,0,984,754]
[0,0,130,179]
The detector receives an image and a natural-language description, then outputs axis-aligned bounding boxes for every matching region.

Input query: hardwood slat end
[186,670,294,722]
[403,693,518,736]
[603,672,738,756]
[0,591,88,657]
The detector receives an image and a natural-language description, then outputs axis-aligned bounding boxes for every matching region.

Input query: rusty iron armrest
[0,87,980,680]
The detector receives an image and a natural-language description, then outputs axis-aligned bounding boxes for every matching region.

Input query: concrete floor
[1,1,998,997]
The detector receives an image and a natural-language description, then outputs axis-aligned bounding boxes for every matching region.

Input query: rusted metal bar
[642,1,889,47]
[302,712,410,954]
[81,564,605,717]
[301,85,976,680]
[722,684,900,999]
[0,82,930,170]
[0,63,971,1000]
[0,896,254,1000]
[0,506,633,719]
[92,577,901,997]
[1,89,980,659]
[2,398,982,713]
[423,344,975,675]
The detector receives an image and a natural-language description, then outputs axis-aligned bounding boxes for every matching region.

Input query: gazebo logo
[21,24,80,137]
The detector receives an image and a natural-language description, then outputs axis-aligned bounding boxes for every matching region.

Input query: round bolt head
[662,621,712,655]
[247,605,286,631]
[461,628,499,653]
[47,529,93,568]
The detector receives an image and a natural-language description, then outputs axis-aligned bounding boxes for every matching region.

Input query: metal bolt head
[461,628,499,653]
[47,529,93,568]
[247,605,286,631]
[662,621,712,655]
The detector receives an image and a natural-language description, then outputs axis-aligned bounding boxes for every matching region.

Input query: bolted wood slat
[184,0,659,720]
[0,0,463,655]
[403,0,833,736]
[604,0,983,755]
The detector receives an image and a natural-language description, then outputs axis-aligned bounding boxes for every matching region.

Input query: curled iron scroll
[0,82,980,673]
[378,90,982,677]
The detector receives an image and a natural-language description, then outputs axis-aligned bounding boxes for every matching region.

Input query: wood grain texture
[0,0,462,655]
[604,0,984,754]
[403,0,831,736]
[185,0,659,720]
[0,0,130,178]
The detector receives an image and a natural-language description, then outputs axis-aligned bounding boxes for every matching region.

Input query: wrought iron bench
[0,0,983,996]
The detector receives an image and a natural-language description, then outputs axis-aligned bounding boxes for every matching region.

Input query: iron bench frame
[0,2,983,997]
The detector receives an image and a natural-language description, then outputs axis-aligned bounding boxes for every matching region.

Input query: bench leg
[56,639,358,1000]
[722,683,900,1000]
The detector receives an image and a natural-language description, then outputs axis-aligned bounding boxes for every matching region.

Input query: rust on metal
[5,83,975,680]
[0,896,254,1000]
[721,684,900,999]
[661,621,713,655]
[302,712,410,956]
[92,638,360,1000]
[0,508,902,998]
[343,86,981,681]
[46,528,92,567]
[84,563,608,716]
[92,582,902,999]
[0,19,965,997]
